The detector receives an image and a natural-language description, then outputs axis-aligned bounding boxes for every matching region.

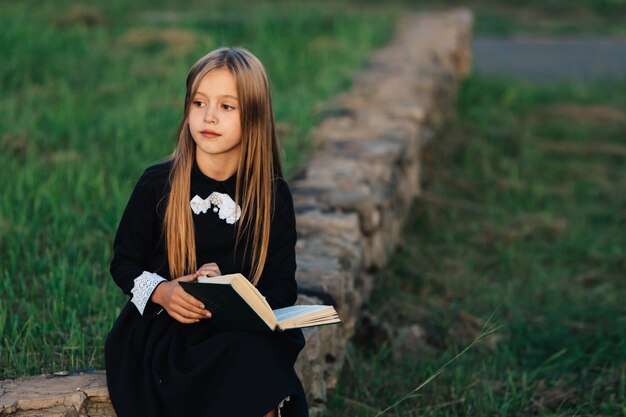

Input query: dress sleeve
[110,170,167,315]
[256,179,298,310]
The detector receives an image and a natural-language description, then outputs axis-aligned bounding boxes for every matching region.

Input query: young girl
[105,47,308,417]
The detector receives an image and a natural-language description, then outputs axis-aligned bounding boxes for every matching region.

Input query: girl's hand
[196,262,221,278]
[150,273,212,324]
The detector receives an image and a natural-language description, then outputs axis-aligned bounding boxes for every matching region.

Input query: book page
[273,305,332,322]
[198,274,235,284]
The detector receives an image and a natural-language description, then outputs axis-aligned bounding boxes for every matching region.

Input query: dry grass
[118,28,198,57]
[54,5,107,27]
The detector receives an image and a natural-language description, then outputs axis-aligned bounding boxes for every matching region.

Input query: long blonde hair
[164,47,282,285]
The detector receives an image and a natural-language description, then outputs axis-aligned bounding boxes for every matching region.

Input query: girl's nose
[204,106,218,124]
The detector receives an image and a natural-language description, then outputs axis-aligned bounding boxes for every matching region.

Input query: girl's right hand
[150,273,212,324]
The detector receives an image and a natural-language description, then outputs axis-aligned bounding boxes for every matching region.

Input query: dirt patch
[528,383,578,413]
[55,5,107,27]
[537,141,626,157]
[547,103,626,125]
[481,212,568,247]
[118,28,198,57]
[0,133,30,156]
[308,36,340,53]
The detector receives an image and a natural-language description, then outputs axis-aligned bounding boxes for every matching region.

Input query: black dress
[105,160,308,417]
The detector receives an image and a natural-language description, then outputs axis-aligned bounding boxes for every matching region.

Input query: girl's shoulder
[136,159,174,188]
[271,176,294,212]
[128,160,174,204]
[272,176,292,195]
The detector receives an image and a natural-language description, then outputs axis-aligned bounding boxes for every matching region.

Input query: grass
[2,3,625,415]
[471,1,626,37]
[402,0,626,36]
[0,0,394,377]
[323,74,626,416]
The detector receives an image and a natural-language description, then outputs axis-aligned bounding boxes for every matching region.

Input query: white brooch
[190,192,242,224]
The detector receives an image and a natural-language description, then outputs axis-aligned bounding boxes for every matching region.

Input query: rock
[0,371,114,416]
[352,312,395,351]
[295,237,363,359]
[294,318,327,408]
[295,210,360,244]
[391,324,437,363]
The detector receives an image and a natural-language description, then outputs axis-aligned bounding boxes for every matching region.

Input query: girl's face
[188,68,242,172]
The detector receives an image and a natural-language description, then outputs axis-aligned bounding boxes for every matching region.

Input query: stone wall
[0,9,472,417]
[291,9,472,414]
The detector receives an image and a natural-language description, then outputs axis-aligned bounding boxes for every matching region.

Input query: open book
[179,273,341,332]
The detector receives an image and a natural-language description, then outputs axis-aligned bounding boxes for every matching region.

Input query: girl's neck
[195,153,238,181]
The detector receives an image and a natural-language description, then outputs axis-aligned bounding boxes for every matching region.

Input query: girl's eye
[193,101,205,107]
[222,104,235,110]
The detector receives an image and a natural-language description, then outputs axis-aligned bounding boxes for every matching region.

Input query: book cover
[180,280,273,331]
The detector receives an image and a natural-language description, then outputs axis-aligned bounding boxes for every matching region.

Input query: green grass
[0,0,394,377]
[2,2,625,411]
[471,1,626,37]
[402,0,626,36]
[323,75,626,416]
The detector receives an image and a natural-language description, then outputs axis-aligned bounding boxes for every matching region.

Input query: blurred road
[472,37,626,81]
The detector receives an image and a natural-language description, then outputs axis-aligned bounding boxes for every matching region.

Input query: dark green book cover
[179,281,272,331]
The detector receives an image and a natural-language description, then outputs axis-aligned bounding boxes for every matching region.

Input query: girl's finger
[177,288,205,309]
[171,311,198,324]
[197,263,221,276]
[179,300,211,319]
[171,303,205,320]
[176,273,199,282]
[198,268,221,277]
[175,292,211,317]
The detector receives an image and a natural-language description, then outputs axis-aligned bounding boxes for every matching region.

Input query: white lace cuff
[130,271,167,315]
[278,396,290,417]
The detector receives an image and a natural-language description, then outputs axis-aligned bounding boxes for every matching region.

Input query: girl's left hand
[196,262,221,278]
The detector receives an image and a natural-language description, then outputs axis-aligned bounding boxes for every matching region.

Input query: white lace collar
[190,192,242,224]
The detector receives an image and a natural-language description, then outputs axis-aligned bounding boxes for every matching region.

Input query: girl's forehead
[195,68,238,97]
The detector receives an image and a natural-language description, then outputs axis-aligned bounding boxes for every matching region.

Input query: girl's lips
[200,130,221,137]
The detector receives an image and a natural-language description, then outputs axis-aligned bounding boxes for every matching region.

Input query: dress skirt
[105,303,309,417]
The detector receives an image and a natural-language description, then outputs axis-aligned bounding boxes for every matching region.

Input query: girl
[105,47,308,417]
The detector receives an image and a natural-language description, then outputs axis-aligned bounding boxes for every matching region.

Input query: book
[179,273,341,332]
